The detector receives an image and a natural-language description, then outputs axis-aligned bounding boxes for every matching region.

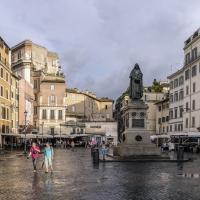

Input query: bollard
[177,146,184,160]
[92,148,99,164]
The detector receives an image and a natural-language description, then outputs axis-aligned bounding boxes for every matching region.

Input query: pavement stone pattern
[0,149,200,200]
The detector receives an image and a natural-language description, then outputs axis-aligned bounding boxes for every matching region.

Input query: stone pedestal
[114,99,161,157]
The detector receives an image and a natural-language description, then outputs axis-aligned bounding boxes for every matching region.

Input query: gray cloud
[1,0,200,99]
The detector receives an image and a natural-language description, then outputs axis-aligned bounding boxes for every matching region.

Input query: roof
[167,67,184,79]
[66,88,113,102]
[154,98,169,105]
[41,74,65,83]
[0,36,10,50]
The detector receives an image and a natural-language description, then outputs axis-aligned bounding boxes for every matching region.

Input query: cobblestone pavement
[1,149,200,200]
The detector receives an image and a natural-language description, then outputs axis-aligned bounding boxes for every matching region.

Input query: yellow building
[65,88,113,121]
[0,37,12,146]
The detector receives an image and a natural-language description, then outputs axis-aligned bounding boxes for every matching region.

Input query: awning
[150,135,170,140]
[1,133,21,137]
[169,132,200,137]
[20,134,37,139]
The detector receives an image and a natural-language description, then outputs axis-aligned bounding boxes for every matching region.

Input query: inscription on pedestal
[132,119,144,128]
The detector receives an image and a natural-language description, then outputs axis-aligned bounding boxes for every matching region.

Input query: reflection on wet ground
[1,149,200,200]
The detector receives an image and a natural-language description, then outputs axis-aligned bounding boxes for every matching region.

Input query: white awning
[150,135,170,140]
[169,132,200,137]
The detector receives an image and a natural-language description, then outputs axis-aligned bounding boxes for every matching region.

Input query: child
[44,143,54,173]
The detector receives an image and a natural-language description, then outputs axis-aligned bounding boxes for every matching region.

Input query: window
[170,125,173,132]
[2,107,6,119]
[174,92,178,102]
[105,105,108,110]
[42,109,47,119]
[169,110,173,119]
[192,100,195,110]
[166,116,169,121]
[1,86,3,96]
[11,92,14,98]
[6,108,9,120]
[174,79,178,88]
[162,117,165,122]
[186,85,189,95]
[185,52,190,65]
[179,90,184,100]
[1,68,3,78]
[6,90,8,99]
[170,94,173,103]
[174,108,178,119]
[6,73,8,82]
[50,95,55,103]
[185,69,190,80]
[18,50,21,59]
[158,118,161,124]
[34,80,38,89]
[192,65,197,77]
[179,76,184,86]
[50,85,55,91]
[192,117,195,127]
[50,110,55,120]
[158,106,161,112]
[170,81,173,89]
[34,106,37,115]
[186,102,189,111]
[58,110,62,120]
[185,118,188,128]
[191,47,197,61]
[175,124,177,131]
[163,126,165,133]
[193,82,196,93]
[179,106,183,118]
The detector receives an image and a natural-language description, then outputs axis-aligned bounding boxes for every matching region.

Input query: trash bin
[177,146,184,160]
[92,148,99,164]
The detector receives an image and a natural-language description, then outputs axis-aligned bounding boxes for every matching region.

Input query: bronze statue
[129,63,143,100]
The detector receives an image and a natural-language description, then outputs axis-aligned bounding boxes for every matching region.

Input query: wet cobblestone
[0,149,200,200]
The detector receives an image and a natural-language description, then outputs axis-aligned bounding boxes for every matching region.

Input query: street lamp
[42,122,44,145]
[60,123,62,144]
[24,110,28,154]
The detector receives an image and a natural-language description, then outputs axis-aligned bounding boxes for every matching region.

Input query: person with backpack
[28,142,40,172]
[44,143,54,173]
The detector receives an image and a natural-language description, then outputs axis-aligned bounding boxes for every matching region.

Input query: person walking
[71,140,75,152]
[100,141,107,161]
[28,142,40,172]
[44,143,54,173]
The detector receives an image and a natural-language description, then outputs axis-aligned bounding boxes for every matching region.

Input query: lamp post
[60,123,62,144]
[42,122,44,145]
[24,110,28,154]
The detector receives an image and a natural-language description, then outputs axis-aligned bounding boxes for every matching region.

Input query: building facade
[65,88,113,122]
[10,73,19,134]
[0,37,12,146]
[168,28,200,133]
[11,40,63,134]
[155,98,170,134]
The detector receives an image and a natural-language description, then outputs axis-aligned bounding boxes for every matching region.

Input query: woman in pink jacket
[28,142,40,172]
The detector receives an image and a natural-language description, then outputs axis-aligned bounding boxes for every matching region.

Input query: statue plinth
[114,99,160,157]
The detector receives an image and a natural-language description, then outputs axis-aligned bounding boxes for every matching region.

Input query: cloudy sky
[1,0,200,99]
